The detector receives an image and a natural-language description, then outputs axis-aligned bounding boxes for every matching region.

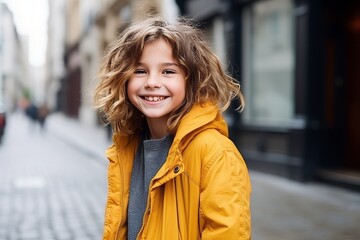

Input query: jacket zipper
[135,179,153,239]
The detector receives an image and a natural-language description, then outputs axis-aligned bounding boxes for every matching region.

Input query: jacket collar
[152,102,229,184]
[174,103,228,152]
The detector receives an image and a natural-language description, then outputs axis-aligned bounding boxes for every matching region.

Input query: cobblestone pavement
[0,113,107,240]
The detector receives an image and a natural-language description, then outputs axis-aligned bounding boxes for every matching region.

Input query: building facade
[45,0,67,112]
[0,3,29,111]
[178,0,360,190]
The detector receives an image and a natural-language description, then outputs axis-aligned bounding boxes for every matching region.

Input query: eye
[163,69,175,75]
[134,69,147,75]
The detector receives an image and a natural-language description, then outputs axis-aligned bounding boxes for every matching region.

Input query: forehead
[140,38,175,60]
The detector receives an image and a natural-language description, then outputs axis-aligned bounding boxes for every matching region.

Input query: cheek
[175,80,186,101]
[126,79,138,103]
[179,85,186,101]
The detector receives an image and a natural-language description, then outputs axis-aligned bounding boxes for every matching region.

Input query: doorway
[343,1,360,170]
[321,0,360,189]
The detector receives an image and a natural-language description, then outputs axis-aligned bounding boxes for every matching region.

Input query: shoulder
[182,129,242,167]
[188,129,238,153]
[182,129,249,191]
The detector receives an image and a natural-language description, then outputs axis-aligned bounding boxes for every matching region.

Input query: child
[94,16,251,240]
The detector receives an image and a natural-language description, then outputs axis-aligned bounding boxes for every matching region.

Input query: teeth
[144,96,165,102]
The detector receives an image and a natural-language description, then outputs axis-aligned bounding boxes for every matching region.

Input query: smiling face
[127,38,186,138]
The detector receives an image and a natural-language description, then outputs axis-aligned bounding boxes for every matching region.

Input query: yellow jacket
[103,103,251,240]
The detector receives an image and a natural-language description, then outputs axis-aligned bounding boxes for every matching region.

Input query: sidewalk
[46,112,111,164]
[250,171,360,239]
[45,112,360,240]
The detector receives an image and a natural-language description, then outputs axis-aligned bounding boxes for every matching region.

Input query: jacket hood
[174,103,228,152]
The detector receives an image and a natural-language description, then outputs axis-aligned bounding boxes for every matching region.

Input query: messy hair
[94,16,245,135]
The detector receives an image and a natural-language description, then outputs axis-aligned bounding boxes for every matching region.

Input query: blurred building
[45,0,67,112]
[178,0,360,190]
[0,3,29,111]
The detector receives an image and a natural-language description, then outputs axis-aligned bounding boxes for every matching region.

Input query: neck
[146,118,169,139]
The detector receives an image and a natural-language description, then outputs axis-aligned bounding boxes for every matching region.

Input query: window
[205,16,227,67]
[242,0,296,127]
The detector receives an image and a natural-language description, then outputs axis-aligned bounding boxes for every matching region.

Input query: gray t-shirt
[127,134,173,240]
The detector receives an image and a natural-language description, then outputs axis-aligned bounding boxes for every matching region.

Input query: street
[0,113,107,240]
[1,112,360,240]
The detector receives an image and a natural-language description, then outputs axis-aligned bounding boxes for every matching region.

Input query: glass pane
[243,0,295,126]
[205,17,227,67]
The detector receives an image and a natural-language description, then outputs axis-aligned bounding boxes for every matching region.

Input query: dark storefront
[179,0,360,190]
[59,43,82,118]
[317,0,360,190]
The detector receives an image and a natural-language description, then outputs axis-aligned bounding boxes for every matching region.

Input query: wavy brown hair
[94,16,245,135]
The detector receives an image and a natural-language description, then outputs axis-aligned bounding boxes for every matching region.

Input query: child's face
[127,38,186,125]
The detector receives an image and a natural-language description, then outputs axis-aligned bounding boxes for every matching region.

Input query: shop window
[242,0,296,127]
[205,17,227,67]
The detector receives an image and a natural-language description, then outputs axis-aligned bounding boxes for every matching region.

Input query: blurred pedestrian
[37,103,49,129]
[22,100,49,132]
[25,102,38,123]
[0,102,6,144]
[94,16,251,240]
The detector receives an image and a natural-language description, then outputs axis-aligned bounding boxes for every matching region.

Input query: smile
[143,96,166,102]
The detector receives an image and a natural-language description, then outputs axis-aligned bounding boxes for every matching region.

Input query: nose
[145,73,161,88]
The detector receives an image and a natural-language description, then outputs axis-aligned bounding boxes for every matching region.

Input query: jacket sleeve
[199,149,251,240]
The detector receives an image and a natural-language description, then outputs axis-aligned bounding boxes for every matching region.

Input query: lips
[142,96,167,102]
